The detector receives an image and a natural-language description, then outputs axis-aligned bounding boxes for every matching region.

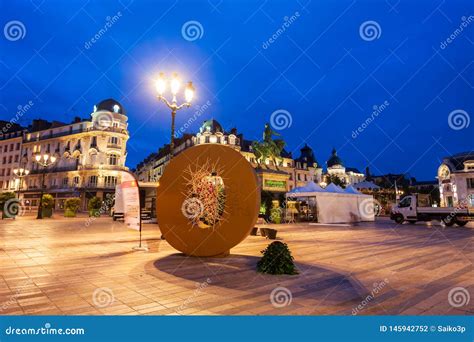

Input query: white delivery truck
[390,194,473,227]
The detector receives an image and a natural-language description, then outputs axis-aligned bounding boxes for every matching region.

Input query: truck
[390,195,473,227]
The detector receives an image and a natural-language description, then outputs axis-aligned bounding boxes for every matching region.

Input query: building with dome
[324,148,365,185]
[437,151,474,207]
[9,99,130,210]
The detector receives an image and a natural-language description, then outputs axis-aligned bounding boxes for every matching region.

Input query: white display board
[120,172,140,231]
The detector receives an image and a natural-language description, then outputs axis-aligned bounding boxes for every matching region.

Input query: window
[6,169,10,176]
[62,177,69,186]
[8,156,12,163]
[89,176,98,186]
[73,176,80,186]
[109,136,119,145]
[16,143,20,150]
[0,169,4,176]
[3,145,6,152]
[467,178,474,189]
[14,155,19,162]
[399,197,411,208]
[104,176,117,187]
[108,154,118,165]
[9,144,13,151]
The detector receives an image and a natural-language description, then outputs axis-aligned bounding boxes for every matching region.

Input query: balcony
[29,166,79,174]
[23,126,128,143]
[106,143,122,150]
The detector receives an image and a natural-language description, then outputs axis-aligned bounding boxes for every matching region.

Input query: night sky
[0,0,472,180]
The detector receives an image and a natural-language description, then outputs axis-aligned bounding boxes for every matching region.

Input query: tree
[252,123,286,168]
[326,174,346,188]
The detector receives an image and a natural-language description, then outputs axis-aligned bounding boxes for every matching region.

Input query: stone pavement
[0,215,472,315]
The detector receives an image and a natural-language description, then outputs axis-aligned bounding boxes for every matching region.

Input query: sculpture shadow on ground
[145,253,369,306]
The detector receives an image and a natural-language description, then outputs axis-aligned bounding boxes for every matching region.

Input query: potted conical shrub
[64,197,81,217]
[41,194,54,218]
[88,196,102,217]
[257,241,298,275]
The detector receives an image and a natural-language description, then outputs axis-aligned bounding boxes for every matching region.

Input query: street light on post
[156,72,195,159]
[13,167,30,201]
[33,153,57,219]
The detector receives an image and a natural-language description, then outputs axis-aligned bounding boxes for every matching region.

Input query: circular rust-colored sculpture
[156,144,260,257]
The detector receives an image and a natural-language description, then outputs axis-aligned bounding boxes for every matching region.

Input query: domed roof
[94,98,126,115]
[296,144,317,166]
[327,148,344,167]
[200,119,223,134]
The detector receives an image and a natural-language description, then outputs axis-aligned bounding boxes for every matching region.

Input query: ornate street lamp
[13,167,30,200]
[156,72,195,159]
[33,153,57,219]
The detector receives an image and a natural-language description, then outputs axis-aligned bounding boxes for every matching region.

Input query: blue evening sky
[0,0,472,179]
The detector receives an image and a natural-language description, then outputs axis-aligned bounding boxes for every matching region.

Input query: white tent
[344,185,361,194]
[286,182,374,223]
[353,180,380,190]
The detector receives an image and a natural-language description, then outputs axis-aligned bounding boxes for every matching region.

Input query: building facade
[0,122,27,192]
[135,119,366,211]
[437,151,474,208]
[135,119,326,193]
[0,99,129,211]
[324,148,365,185]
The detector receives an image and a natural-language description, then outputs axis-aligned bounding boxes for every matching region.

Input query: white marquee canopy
[286,182,375,223]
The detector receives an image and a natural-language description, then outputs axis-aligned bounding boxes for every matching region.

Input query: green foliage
[64,198,81,212]
[88,196,102,210]
[327,174,346,188]
[252,123,286,167]
[260,191,273,218]
[0,192,16,208]
[270,207,282,224]
[257,241,298,275]
[42,194,54,209]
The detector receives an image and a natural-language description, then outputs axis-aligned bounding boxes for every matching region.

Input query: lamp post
[13,167,30,200]
[33,153,57,219]
[155,72,195,159]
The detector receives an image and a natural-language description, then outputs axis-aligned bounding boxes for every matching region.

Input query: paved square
[0,215,472,315]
